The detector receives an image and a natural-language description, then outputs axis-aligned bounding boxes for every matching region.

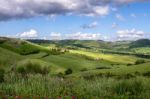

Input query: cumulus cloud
[17,29,38,38]
[117,28,145,40]
[65,32,101,40]
[81,21,98,29]
[50,32,62,40]
[0,0,109,21]
[0,0,148,21]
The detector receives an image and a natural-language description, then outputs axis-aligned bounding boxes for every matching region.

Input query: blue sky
[0,0,150,41]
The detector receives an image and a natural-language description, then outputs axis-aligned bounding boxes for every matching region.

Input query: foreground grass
[0,73,150,98]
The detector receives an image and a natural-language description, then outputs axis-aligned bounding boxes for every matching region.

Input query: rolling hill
[0,37,150,75]
[0,37,150,98]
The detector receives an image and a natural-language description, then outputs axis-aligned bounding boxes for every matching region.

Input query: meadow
[0,37,150,98]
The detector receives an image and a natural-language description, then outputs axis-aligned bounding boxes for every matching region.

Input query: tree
[65,68,72,75]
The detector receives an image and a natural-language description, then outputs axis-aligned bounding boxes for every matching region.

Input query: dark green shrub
[135,59,145,65]
[80,68,88,72]
[124,73,135,79]
[0,68,5,83]
[57,72,64,78]
[20,49,40,55]
[127,63,133,66]
[49,48,64,55]
[134,71,141,76]
[96,66,111,69]
[111,64,114,66]
[65,68,72,75]
[143,71,150,77]
[104,72,114,77]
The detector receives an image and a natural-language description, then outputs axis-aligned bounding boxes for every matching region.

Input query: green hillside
[1,37,149,74]
[129,39,150,48]
[0,37,53,55]
[0,37,150,98]
[0,47,23,68]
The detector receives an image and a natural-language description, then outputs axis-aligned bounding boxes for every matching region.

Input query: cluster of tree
[49,48,69,55]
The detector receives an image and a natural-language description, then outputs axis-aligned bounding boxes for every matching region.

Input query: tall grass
[16,59,50,74]
[0,73,149,98]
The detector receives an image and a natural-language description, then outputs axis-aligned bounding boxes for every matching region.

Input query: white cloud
[18,29,38,38]
[116,14,125,21]
[117,28,145,40]
[0,0,148,21]
[65,32,101,40]
[111,22,118,29]
[81,21,98,29]
[50,32,62,40]
[0,0,110,21]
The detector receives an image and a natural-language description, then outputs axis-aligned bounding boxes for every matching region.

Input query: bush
[57,72,64,78]
[96,66,111,69]
[16,60,50,75]
[143,71,150,77]
[113,79,144,95]
[80,68,88,72]
[65,68,72,75]
[0,68,5,83]
[126,63,133,66]
[135,59,145,65]
[20,49,40,55]
[134,71,141,76]
[124,73,135,79]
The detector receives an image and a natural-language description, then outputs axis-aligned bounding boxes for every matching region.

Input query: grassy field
[70,50,140,64]
[0,37,150,98]
[131,47,150,54]
[0,74,150,98]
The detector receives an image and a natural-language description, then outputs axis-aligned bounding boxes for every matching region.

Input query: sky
[0,0,150,41]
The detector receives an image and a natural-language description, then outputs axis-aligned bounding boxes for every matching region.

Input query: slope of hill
[0,37,150,98]
[0,47,23,69]
[0,37,150,73]
[0,37,48,55]
[129,39,150,48]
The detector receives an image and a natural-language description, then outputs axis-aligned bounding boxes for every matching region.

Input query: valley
[0,37,150,98]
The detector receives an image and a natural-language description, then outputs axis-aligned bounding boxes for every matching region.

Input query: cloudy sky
[0,0,150,41]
